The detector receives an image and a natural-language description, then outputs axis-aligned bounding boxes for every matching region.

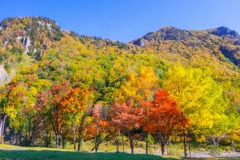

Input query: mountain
[130,26,240,66]
[0,17,239,111]
[0,17,63,82]
[0,17,128,83]
[0,17,63,58]
[210,26,240,38]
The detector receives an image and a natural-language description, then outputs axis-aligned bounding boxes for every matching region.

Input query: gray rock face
[220,45,240,65]
[47,23,52,30]
[38,20,43,25]
[143,32,155,41]
[234,40,240,45]
[23,37,31,54]
[210,26,240,38]
[0,65,10,84]
[4,41,8,47]
[37,20,52,31]
[16,36,23,43]
[0,26,2,31]
[156,26,188,40]
[133,38,145,47]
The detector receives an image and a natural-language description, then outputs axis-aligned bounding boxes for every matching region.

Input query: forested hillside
[0,17,239,156]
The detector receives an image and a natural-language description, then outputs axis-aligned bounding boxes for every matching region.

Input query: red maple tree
[109,100,143,154]
[143,89,189,155]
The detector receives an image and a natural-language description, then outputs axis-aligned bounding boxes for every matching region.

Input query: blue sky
[0,0,240,42]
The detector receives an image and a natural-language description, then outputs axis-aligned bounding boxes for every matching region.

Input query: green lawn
[0,150,179,160]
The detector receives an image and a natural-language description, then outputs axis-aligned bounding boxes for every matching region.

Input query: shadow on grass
[0,150,179,160]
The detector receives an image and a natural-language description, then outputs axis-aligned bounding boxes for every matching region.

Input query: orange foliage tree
[143,89,189,155]
[36,81,72,148]
[60,87,88,150]
[87,104,110,152]
[108,100,143,154]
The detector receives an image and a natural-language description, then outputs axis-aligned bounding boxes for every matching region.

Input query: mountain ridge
[0,17,239,87]
[130,26,240,66]
[130,26,240,44]
[0,16,240,68]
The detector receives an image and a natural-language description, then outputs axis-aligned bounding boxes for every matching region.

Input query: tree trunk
[28,117,31,141]
[211,137,220,158]
[95,135,100,152]
[116,137,119,152]
[0,115,7,144]
[62,139,65,149]
[161,144,165,155]
[95,145,99,152]
[146,136,148,155]
[56,134,60,148]
[77,139,82,151]
[77,126,83,151]
[77,114,87,151]
[129,135,134,154]
[231,140,235,151]
[16,132,20,145]
[91,132,115,151]
[122,134,125,152]
[189,142,191,157]
[183,132,187,157]
[0,120,3,144]
[73,125,76,151]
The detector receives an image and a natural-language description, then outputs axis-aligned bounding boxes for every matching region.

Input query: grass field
[1,143,239,159]
[3,141,237,159]
[0,146,179,160]
[0,143,183,160]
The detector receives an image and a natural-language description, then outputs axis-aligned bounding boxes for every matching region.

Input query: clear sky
[0,0,240,42]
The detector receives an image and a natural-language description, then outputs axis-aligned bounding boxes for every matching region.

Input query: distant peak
[160,26,182,30]
[210,26,239,38]
[130,26,189,46]
[0,16,59,29]
[144,26,188,41]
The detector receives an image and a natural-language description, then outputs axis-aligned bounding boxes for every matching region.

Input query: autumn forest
[0,17,239,157]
